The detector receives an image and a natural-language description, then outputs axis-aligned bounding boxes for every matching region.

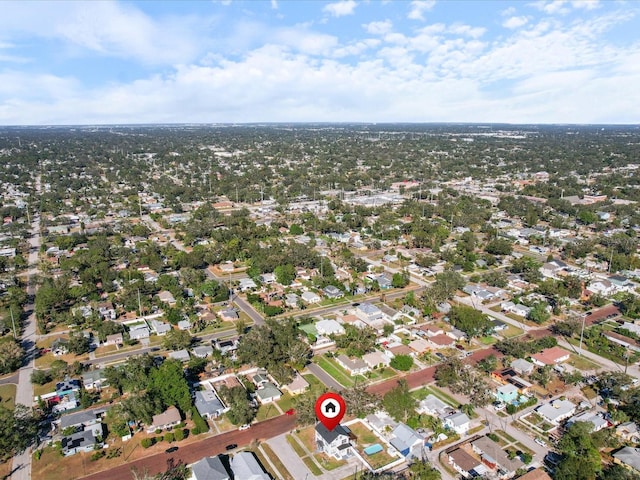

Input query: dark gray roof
[315,422,350,444]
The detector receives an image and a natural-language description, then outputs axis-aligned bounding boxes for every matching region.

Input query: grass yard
[358,447,397,470]
[286,434,307,458]
[479,336,497,345]
[364,367,397,382]
[501,325,525,338]
[567,354,598,371]
[298,323,317,336]
[314,452,346,471]
[348,421,378,445]
[256,403,280,422]
[296,425,317,453]
[277,393,295,412]
[261,443,295,480]
[302,456,323,475]
[426,386,460,407]
[0,383,16,409]
[34,379,57,398]
[303,373,326,396]
[315,356,354,387]
[581,386,598,400]
[496,430,517,443]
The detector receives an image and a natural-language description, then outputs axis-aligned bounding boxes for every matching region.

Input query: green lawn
[348,421,378,444]
[315,356,354,387]
[256,403,280,421]
[425,386,460,408]
[286,434,307,458]
[314,452,346,471]
[298,324,317,336]
[501,325,525,338]
[302,456,323,475]
[364,367,397,382]
[567,354,598,370]
[277,393,295,412]
[479,336,497,345]
[0,384,16,409]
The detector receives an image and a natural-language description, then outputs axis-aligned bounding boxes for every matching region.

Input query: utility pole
[137,289,143,317]
[578,313,587,356]
[10,306,17,338]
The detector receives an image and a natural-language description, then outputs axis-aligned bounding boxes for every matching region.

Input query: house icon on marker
[325,402,337,413]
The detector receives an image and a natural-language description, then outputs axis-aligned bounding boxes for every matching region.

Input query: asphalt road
[80,414,297,480]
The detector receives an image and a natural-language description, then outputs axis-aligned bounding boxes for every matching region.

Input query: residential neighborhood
[1,123,640,480]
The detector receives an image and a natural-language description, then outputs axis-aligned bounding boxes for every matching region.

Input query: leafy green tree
[274,264,296,286]
[67,331,90,355]
[342,383,381,418]
[148,359,191,413]
[485,238,513,256]
[333,324,377,357]
[30,369,52,385]
[391,272,409,288]
[0,405,40,462]
[383,379,416,422]
[407,460,442,479]
[448,305,493,339]
[555,421,602,480]
[0,337,24,374]
[477,354,497,373]
[390,354,414,371]
[218,385,256,426]
[162,330,192,351]
[527,302,551,324]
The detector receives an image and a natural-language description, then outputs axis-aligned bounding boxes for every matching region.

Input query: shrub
[191,407,209,434]
[164,432,175,443]
[90,450,105,461]
[174,429,185,441]
[141,438,154,449]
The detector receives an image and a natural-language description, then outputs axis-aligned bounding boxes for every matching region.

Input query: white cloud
[408,0,436,21]
[271,0,278,9]
[448,24,486,38]
[530,1,570,15]
[501,7,516,16]
[503,16,529,29]
[363,19,393,35]
[0,2,206,65]
[571,0,600,10]
[323,1,357,17]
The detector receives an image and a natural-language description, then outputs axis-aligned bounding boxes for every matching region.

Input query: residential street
[10,178,42,480]
[79,414,297,480]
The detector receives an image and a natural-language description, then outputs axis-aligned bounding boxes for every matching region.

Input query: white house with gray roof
[190,455,231,480]
[231,451,270,480]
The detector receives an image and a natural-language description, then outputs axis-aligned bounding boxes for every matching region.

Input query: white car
[238,424,251,431]
[535,438,547,447]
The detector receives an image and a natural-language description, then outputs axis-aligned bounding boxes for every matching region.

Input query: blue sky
[0,0,638,124]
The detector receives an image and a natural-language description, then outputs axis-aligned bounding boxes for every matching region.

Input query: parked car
[225,444,238,451]
[165,446,179,453]
[285,408,295,416]
[534,438,547,447]
[239,424,251,430]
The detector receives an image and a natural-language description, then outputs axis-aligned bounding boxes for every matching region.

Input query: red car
[285,408,295,416]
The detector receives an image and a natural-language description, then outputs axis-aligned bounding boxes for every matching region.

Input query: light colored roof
[151,406,181,428]
[336,354,368,371]
[231,451,270,480]
[283,374,309,392]
[497,383,519,395]
[536,399,575,422]
[256,382,281,401]
[472,436,524,473]
[191,456,231,480]
[390,423,422,453]
[168,349,190,362]
[195,390,224,417]
[446,412,470,427]
[516,469,553,480]
[613,447,640,471]
[316,319,344,335]
[419,394,449,415]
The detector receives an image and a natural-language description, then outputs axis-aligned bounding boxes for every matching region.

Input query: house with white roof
[536,399,575,425]
[316,319,345,336]
[417,394,452,417]
[301,291,321,304]
[443,412,471,435]
[231,451,270,480]
[362,351,391,369]
[390,423,424,459]
[335,354,370,376]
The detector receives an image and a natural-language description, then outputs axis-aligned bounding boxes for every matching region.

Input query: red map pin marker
[315,392,346,431]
